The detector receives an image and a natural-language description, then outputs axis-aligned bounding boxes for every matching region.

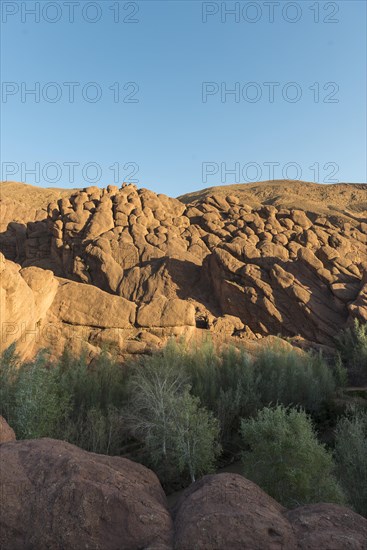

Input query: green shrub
[0,344,20,424]
[132,340,338,448]
[253,347,336,412]
[336,320,367,384]
[334,407,367,517]
[240,405,345,508]
[185,344,259,445]
[4,351,71,439]
[0,346,128,453]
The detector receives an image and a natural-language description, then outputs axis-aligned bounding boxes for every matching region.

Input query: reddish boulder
[0,438,173,550]
[172,473,297,549]
[172,473,367,550]
[285,503,367,550]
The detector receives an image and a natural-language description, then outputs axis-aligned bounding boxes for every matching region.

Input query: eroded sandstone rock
[0,253,59,357]
[0,439,173,550]
[51,280,136,328]
[284,503,367,550]
[1,440,366,550]
[137,295,195,328]
[1,182,366,355]
[172,473,367,550]
[173,473,297,550]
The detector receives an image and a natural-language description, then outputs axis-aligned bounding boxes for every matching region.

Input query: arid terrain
[1,179,367,549]
[1,179,366,359]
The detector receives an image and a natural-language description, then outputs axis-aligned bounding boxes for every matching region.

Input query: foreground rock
[172,473,297,549]
[173,473,367,550]
[1,440,366,550]
[0,438,173,550]
[285,503,367,550]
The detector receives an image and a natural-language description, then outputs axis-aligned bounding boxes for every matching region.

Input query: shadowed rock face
[0,181,366,357]
[1,440,366,550]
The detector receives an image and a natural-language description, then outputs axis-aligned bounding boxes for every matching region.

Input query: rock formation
[284,503,367,550]
[0,252,59,357]
[0,438,173,550]
[173,473,367,550]
[0,416,16,443]
[0,180,366,358]
[172,473,297,549]
[1,439,366,550]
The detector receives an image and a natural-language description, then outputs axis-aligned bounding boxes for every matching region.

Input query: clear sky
[1,0,366,196]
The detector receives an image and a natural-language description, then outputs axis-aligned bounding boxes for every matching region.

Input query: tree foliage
[253,347,336,412]
[335,319,367,384]
[0,346,128,453]
[126,350,220,482]
[334,407,367,517]
[240,405,345,508]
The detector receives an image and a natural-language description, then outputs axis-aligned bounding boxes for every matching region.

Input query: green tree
[187,344,259,446]
[125,352,188,463]
[335,319,367,384]
[9,351,71,439]
[253,347,336,413]
[334,407,367,517]
[240,405,345,508]
[125,354,220,482]
[77,405,124,455]
[0,345,128,454]
[57,348,128,453]
[171,390,221,482]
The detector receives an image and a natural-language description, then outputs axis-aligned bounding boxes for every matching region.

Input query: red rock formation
[0,438,173,550]
[173,473,367,550]
[285,503,367,550]
[172,473,297,549]
[1,181,366,357]
[1,441,366,550]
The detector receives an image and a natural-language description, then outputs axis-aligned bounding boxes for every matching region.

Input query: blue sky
[1,0,366,196]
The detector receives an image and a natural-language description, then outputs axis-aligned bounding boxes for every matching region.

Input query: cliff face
[1,181,366,358]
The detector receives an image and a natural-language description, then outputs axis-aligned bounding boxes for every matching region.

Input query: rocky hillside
[1,180,366,359]
[179,180,367,219]
[0,181,74,228]
[1,436,366,550]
